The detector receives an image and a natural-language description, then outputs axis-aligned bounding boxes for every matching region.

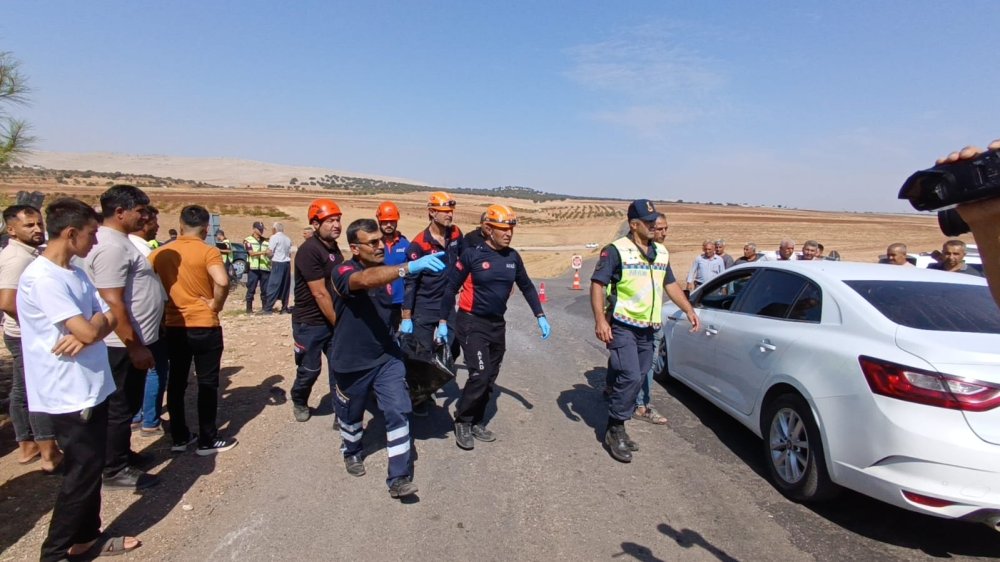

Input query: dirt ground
[0,182,969,559]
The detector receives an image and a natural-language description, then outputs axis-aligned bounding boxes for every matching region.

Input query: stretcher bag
[397,334,457,405]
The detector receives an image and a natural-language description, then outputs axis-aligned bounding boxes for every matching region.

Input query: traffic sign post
[571,255,583,270]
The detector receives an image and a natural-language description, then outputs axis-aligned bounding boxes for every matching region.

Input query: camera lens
[937,209,970,237]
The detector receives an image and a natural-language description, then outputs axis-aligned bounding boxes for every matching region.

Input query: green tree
[0,51,34,167]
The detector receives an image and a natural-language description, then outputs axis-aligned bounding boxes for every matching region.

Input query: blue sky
[3,1,999,211]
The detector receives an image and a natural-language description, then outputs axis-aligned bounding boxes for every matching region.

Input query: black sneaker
[293,404,311,422]
[170,432,198,453]
[454,422,474,450]
[412,400,431,418]
[344,454,366,477]
[128,450,155,469]
[471,424,496,442]
[388,476,418,498]
[103,466,159,490]
[604,425,633,463]
[197,437,238,456]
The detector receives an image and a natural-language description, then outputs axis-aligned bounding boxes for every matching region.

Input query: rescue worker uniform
[244,234,270,312]
[382,230,409,331]
[441,242,545,427]
[591,235,673,442]
[331,259,413,489]
[404,225,464,353]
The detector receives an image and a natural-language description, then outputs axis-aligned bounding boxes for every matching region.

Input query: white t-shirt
[128,233,153,257]
[17,256,116,414]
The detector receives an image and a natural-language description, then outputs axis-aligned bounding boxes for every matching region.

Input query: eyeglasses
[351,239,382,250]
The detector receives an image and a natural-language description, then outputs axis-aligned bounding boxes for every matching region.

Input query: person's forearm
[107,300,142,348]
[90,312,114,342]
[314,290,337,325]
[350,264,405,291]
[590,282,606,323]
[212,281,230,311]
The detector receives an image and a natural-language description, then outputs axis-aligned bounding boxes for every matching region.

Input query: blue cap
[627,199,658,222]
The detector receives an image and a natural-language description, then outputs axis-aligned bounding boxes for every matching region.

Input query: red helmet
[427,191,456,211]
[376,201,401,222]
[483,204,517,228]
[307,199,342,223]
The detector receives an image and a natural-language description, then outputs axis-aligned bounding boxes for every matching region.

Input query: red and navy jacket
[441,243,544,321]
[403,225,464,315]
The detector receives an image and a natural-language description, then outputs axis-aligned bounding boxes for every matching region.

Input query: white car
[660,261,1000,530]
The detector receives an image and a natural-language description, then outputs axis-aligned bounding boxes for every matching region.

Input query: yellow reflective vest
[244,236,271,271]
[606,237,669,329]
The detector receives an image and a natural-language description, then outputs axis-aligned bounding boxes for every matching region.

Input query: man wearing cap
[244,222,270,314]
[400,192,465,415]
[590,199,700,463]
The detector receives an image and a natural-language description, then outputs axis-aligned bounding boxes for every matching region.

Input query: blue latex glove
[537,316,551,340]
[435,322,448,343]
[409,251,446,275]
[399,319,413,334]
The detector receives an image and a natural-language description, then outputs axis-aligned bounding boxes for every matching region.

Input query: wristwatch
[397,266,407,278]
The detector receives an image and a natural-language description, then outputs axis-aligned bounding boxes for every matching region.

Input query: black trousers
[166,327,224,447]
[40,400,109,562]
[105,347,145,477]
[245,269,270,307]
[453,312,506,424]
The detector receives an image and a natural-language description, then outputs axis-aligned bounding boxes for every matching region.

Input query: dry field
[0,179,964,280]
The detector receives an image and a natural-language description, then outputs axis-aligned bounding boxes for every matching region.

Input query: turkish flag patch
[338,265,354,274]
[482,262,491,270]
[456,262,464,271]
[410,253,419,260]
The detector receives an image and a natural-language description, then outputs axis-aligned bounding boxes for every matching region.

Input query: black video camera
[898,149,1000,236]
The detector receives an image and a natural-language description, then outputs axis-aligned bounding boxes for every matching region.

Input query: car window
[696,270,757,311]
[845,280,1000,333]
[735,270,809,319]
[788,282,822,323]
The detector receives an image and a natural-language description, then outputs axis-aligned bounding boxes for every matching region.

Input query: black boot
[246,302,253,314]
[604,425,633,463]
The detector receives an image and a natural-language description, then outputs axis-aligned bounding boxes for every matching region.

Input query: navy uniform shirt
[441,243,544,321]
[292,236,344,325]
[403,225,464,316]
[590,242,676,287]
[330,259,401,373]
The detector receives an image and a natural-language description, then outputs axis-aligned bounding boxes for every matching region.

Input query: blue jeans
[133,338,170,429]
[635,330,665,408]
[291,322,335,407]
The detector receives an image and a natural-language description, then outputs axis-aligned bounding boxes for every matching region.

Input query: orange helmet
[483,204,517,228]
[375,201,400,222]
[427,191,456,211]
[307,199,342,223]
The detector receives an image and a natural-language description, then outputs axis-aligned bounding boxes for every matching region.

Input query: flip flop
[633,407,668,425]
[70,535,141,558]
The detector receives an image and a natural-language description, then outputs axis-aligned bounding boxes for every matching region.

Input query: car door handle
[705,326,719,336]
[759,340,777,352]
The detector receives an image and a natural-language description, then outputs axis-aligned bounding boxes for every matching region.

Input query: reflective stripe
[386,424,409,442]
[340,430,363,443]
[339,420,363,432]
[387,441,411,457]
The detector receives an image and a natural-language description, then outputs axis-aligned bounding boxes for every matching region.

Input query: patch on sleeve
[600,250,608,257]
[410,252,419,260]
[337,264,355,274]
[456,261,464,271]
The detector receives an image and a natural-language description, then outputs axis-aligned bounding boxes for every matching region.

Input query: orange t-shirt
[150,236,224,328]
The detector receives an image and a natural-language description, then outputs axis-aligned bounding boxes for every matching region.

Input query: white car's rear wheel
[762,393,838,501]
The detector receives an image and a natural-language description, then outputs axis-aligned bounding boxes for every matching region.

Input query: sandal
[70,535,141,558]
[633,407,668,425]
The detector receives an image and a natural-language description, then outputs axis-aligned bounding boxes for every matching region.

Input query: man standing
[84,185,160,490]
[401,192,464,414]
[885,243,913,266]
[290,199,343,422]
[331,219,445,498]
[463,212,488,247]
[734,242,760,265]
[591,200,700,463]
[714,239,734,269]
[244,221,270,313]
[19,198,142,560]
[214,230,234,280]
[438,205,550,450]
[633,213,680,425]
[800,240,821,260]
[929,239,984,276]
[686,240,725,291]
[376,201,409,331]
[263,222,293,314]
[129,205,159,254]
[0,205,61,471]
[150,205,237,455]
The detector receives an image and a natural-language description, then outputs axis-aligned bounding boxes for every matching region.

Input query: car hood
[896,326,1000,446]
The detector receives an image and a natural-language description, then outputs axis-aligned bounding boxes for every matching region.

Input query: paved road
[167,269,999,561]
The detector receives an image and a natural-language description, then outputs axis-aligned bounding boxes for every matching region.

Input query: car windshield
[845,280,1000,333]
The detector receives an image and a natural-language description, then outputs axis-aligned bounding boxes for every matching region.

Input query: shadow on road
[658,373,1000,557]
[613,522,738,562]
[103,368,284,543]
[556,367,608,443]
[0,469,61,552]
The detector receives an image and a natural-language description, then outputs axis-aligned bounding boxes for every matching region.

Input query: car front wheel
[762,393,838,502]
